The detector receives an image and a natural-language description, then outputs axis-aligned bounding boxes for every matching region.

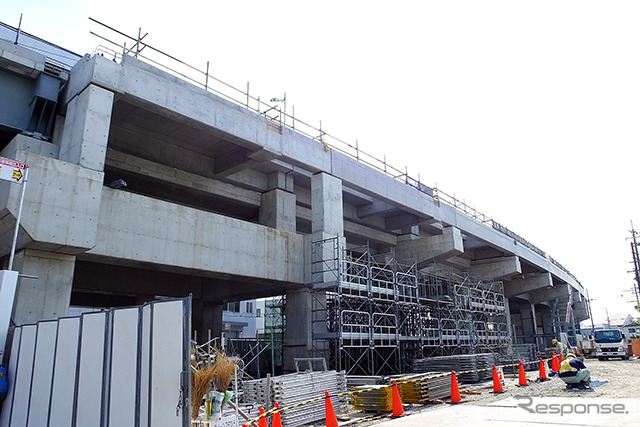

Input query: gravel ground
[332,356,640,426]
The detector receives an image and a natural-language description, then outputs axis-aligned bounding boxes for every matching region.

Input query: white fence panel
[27,321,58,427]
[150,300,186,427]
[107,307,139,427]
[8,324,37,427]
[49,317,81,427]
[0,327,21,427]
[75,312,107,426]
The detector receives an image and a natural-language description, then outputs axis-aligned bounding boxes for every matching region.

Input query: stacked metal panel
[498,344,537,370]
[411,353,496,383]
[241,370,347,427]
[395,373,451,402]
[350,385,393,412]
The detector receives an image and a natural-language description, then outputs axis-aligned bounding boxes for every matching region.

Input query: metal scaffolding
[310,237,510,375]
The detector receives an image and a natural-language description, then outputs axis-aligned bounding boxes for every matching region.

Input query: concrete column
[11,249,75,325]
[284,288,313,372]
[198,302,223,346]
[530,303,539,351]
[520,305,535,344]
[59,84,114,171]
[398,225,420,242]
[284,173,343,371]
[259,189,296,232]
[311,172,343,237]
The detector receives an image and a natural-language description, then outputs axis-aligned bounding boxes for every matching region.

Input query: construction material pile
[412,353,495,383]
[242,370,347,427]
[350,385,393,412]
[498,343,537,370]
[395,373,451,402]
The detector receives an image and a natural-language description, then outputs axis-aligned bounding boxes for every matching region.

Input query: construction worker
[558,353,591,389]
[552,338,568,358]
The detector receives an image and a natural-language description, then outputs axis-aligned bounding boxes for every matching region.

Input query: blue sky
[3,1,640,324]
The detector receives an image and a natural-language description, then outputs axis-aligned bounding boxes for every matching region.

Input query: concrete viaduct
[0,29,588,369]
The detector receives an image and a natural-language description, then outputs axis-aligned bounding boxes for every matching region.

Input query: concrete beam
[470,256,522,280]
[395,226,464,268]
[385,213,420,231]
[504,273,552,298]
[357,201,396,218]
[526,283,570,305]
[441,256,471,270]
[214,147,255,177]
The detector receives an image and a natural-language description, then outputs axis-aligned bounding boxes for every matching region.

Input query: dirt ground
[336,356,640,426]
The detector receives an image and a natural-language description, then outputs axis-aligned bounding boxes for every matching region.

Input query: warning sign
[0,157,26,184]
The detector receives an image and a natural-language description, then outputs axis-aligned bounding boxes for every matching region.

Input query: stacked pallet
[241,370,347,427]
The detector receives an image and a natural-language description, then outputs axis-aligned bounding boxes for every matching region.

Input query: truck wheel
[623,355,629,360]
[598,357,605,361]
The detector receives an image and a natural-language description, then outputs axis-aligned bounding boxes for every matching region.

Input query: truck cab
[593,328,629,360]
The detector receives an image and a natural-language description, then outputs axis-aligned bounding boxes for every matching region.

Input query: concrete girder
[440,256,471,271]
[395,226,464,268]
[214,147,255,177]
[504,273,553,298]
[357,201,397,218]
[385,213,420,231]
[470,256,522,280]
[525,283,570,305]
[295,205,397,247]
[105,149,262,206]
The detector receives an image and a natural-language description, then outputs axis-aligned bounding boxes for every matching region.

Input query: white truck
[593,328,629,360]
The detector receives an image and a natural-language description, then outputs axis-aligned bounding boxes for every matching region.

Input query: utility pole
[586,289,595,334]
[629,222,640,312]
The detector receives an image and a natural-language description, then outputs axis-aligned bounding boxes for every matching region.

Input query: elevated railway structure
[0,21,588,373]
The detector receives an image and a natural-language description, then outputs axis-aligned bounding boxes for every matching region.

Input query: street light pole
[587,289,595,334]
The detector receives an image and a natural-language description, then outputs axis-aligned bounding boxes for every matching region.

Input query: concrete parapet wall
[90,189,305,283]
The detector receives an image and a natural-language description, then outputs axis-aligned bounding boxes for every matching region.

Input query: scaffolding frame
[311,237,510,375]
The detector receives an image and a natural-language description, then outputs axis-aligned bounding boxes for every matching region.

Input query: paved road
[371,396,640,427]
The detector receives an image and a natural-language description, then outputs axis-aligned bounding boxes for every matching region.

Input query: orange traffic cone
[518,360,528,386]
[258,408,268,427]
[324,391,339,427]
[449,371,463,404]
[538,358,548,380]
[552,353,560,372]
[390,380,405,417]
[492,364,504,393]
[272,402,283,427]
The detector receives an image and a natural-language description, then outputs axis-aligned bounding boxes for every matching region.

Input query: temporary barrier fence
[0,297,191,427]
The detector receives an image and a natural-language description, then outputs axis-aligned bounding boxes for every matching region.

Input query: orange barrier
[492,364,504,393]
[272,402,282,427]
[449,371,462,404]
[538,358,548,380]
[325,390,339,427]
[258,408,268,427]
[552,353,560,372]
[390,380,405,417]
[518,360,528,386]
